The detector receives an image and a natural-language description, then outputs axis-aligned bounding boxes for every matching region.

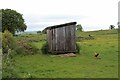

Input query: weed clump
[16,40,39,55]
[41,42,49,54]
[2,30,16,54]
[76,43,80,54]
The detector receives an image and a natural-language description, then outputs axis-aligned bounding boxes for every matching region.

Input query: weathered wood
[50,30,52,51]
[47,30,50,51]
[52,29,56,51]
[55,28,58,51]
[70,25,76,51]
[58,27,65,51]
[65,25,71,51]
[46,22,77,54]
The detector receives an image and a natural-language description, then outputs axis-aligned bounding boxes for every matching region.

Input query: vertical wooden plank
[74,25,76,51]
[50,29,52,52]
[57,28,61,51]
[47,29,52,52]
[70,25,76,52]
[55,28,58,51]
[62,27,66,51]
[51,29,53,52]
[58,27,65,52]
[65,25,71,51]
[47,30,50,51]
[69,26,72,51]
[52,28,56,51]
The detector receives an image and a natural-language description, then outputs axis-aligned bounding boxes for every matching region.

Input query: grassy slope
[6,29,119,78]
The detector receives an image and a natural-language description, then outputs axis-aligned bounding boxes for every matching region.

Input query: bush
[2,30,19,78]
[76,36,95,41]
[2,57,18,78]
[76,43,80,54]
[16,40,39,55]
[28,43,39,54]
[41,42,49,54]
[2,30,16,54]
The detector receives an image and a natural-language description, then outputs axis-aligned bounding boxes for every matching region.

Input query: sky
[0,0,119,31]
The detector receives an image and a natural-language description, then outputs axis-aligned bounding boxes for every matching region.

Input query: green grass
[3,29,118,78]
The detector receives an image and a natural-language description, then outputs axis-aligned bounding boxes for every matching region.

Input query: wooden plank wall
[53,28,56,51]
[47,24,76,53]
[55,27,65,51]
[65,25,71,51]
[47,30,50,51]
[47,29,52,52]
[70,25,76,51]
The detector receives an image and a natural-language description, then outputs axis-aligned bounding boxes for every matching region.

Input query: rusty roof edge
[45,22,77,30]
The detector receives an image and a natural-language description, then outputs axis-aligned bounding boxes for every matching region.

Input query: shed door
[55,27,65,52]
[65,25,76,52]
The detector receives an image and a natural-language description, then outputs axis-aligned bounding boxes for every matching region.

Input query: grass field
[2,29,118,78]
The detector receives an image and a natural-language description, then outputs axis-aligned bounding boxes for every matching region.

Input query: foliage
[76,42,80,54]
[2,30,16,54]
[1,9,27,35]
[42,29,47,34]
[76,24,83,31]
[109,25,115,30]
[2,30,18,78]
[37,30,42,34]
[41,42,49,54]
[2,50,19,78]
[16,40,39,55]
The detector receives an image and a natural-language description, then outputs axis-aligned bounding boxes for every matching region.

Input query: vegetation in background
[1,9,27,35]
[76,24,83,32]
[109,25,115,30]
[42,29,47,34]
[37,31,42,34]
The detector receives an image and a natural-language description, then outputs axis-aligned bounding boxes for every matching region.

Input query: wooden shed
[45,22,77,54]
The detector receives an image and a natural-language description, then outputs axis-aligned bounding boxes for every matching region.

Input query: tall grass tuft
[76,42,80,54]
[41,42,49,54]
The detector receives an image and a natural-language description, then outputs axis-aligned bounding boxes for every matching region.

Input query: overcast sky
[0,0,119,31]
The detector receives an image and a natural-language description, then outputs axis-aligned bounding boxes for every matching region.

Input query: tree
[42,29,47,34]
[76,24,83,31]
[109,25,115,30]
[1,9,27,35]
[37,30,42,34]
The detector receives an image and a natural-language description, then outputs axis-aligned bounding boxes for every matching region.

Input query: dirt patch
[51,53,76,57]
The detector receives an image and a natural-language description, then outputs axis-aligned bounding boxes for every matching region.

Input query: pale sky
[0,0,119,31]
